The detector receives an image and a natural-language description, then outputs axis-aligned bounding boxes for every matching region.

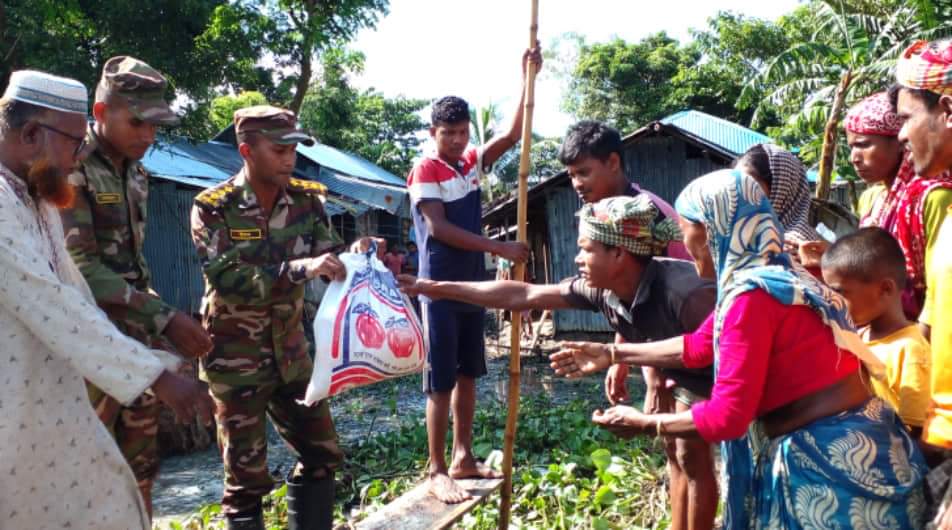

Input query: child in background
[822,227,932,435]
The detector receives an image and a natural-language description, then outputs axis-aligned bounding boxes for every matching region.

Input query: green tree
[559,17,792,133]
[345,92,428,177]
[563,33,694,133]
[0,0,389,138]
[1,0,229,91]
[208,91,269,132]
[469,102,503,199]
[0,0,237,138]
[672,12,791,126]
[261,0,389,114]
[298,50,426,177]
[745,0,949,199]
[494,135,562,187]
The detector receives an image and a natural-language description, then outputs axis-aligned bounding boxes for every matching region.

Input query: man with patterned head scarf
[845,91,906,220]
[893,38,952,530]
[398,194,720,530]
[58,55,214,518]
[0,70,211,530]
[844,90,952,322]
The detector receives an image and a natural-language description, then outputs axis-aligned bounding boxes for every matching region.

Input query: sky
[351,0,803,138]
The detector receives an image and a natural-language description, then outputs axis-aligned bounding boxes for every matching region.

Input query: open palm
[549,341,612,378]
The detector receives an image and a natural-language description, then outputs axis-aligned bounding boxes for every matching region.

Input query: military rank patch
[195,183,235,207]
[290,178,327,195]
[230,228,263,241]
[95,192,122,204]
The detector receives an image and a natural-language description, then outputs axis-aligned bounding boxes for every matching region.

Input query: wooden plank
[355,478,503,530]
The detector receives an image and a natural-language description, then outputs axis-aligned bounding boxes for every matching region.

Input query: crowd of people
[2,31,952,530]
[402,37,952,530]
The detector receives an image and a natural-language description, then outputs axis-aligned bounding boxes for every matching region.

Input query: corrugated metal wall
[624,136,727,205]
[144,181,205,314]
[545,186,613,333]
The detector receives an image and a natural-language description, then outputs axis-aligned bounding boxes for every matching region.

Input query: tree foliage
[563,33,694,133]
[297,50,427,177]
[466,102,561,199]
[559,13,793,133]
[743,0,952,196]
[558,1,948,200]
[0,0,389,138]
[1,0,229,129]
[257,0,389,113]
[208,91,269,132]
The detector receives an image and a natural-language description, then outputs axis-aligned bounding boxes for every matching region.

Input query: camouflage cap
[99,56,180,126]
[234,105,315,146]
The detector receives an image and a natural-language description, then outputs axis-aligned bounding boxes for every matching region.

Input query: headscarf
[844,92,903,136]
[578,195,681,257]
[896,39,952,95]
[675,169,883,530]
[674,169,871,353]
[753,144,822,243]
[848,90,952,318]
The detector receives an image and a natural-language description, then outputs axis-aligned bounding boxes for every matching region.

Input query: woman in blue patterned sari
[553,169,928,528]
[679,169,929,529]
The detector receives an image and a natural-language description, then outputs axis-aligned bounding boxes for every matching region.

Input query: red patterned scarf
[865,156,952,317]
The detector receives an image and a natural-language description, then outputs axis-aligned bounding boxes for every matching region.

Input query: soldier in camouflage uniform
[60,56,214,517]
[191,106,348,530]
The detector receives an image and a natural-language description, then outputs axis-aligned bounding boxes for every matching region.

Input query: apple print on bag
[304,241,426,404]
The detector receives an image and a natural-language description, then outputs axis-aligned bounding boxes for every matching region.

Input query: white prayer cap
[2,70,88,115]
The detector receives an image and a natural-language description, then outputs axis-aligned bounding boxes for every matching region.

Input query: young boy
[822,227,931,434]
[408,47,541,504]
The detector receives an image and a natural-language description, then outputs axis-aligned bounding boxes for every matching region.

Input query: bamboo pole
[499,2,538,528]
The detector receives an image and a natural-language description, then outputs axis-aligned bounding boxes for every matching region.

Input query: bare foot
[427,472,472,504]
[449,457,503,480]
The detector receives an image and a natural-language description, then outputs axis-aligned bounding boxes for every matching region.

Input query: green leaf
[592,517,612,530]
[474,441,493,459]
[594,485,616,507]
[590,448,612,472]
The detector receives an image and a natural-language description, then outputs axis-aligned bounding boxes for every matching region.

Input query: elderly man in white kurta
[0,71,213,530]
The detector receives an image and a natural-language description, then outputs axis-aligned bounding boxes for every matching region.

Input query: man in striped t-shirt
[407,46,542,504]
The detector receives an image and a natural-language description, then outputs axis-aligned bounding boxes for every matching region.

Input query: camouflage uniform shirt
[62,126,176,342]
[191,171,342,386]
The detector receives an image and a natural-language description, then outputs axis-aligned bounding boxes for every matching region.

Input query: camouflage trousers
[209,375,343,515]
[87,383,160,493]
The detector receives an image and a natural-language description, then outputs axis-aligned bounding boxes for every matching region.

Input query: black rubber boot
[225,510,265,530]
[286,473,335,530]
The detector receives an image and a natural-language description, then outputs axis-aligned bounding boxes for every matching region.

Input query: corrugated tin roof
[658,110,772,157]
[214,124,406,186]
[296,142,407,186]
[142,137,236,184]
[141,135,407,217]
[294,163,407,215]
[318,168,404,214]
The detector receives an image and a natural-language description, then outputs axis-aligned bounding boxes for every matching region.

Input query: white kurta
[0,163,173,530]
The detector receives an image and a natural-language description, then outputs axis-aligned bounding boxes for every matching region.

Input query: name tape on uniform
[95,193,122,204]
[230,228,263,241]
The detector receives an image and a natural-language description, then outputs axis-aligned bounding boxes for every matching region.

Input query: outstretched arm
[398,275,570,312]
[549,336,688,378]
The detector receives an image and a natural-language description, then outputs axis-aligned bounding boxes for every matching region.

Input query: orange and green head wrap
[578,195,681,257]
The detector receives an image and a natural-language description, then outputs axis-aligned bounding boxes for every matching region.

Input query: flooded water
[152,348,644,527]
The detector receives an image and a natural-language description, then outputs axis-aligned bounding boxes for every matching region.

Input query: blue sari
[675,170,927,529]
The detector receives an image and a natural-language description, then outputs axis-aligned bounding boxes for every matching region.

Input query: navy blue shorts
[422,301,486,393]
